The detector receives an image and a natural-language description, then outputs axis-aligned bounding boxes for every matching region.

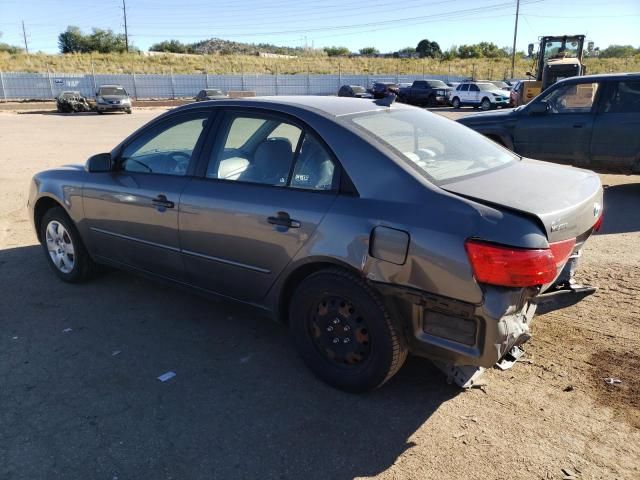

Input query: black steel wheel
[426,95,437,108]
[289,268,407,392]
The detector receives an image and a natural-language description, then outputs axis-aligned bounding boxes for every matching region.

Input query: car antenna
[375,93,396,107]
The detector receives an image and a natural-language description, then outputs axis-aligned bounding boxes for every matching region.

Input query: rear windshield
[205,89,223,95]
[346,108,517,185]
[99,86,127,96]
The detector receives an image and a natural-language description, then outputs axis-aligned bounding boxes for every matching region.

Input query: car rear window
[99,87,127,96]
[346,108,518,185]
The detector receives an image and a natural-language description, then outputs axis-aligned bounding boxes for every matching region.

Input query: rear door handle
[268,211,301,228]
[151,194,175,209]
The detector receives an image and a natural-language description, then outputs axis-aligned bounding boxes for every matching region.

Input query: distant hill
[178,37,324,57]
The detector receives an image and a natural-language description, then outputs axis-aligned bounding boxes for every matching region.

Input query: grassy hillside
[1,52,638,78]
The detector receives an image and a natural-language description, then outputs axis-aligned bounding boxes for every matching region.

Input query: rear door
[590,79,640,170]
[513,80,600,165]
[179,110,339,302]
[468,84,480,104]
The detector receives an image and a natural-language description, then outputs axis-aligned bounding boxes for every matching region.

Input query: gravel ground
[0,108,638,480]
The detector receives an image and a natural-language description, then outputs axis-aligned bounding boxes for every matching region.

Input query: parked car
[370,82,399,99]
[55,91,91,113]
[486,80,512,91]
[338,84,372,98]
[509,79,538,107]
[28,97,603,392]
[398,79,452,107]
[95,85,132,114]
[195,89,228,101]
[457,73,640,172]
[448,81,511,110]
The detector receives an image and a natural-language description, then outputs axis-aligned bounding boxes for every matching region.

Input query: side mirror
[86,152,113,172]
[527,43,534,56]
[528,102,549,115]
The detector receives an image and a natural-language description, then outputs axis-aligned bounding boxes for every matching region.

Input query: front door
[179,111,339,302]
[513,81,600,165]
[83,110,211,280]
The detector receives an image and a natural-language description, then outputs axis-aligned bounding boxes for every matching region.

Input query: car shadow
[598,182,640,235]
[0,244,458,480]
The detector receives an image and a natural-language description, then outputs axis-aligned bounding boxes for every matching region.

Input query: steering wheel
[167,151,191,175]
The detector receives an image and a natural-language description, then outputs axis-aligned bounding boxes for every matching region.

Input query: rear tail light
[465,238,576,288]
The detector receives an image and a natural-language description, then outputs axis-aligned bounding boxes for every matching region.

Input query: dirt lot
[0,108,638,480]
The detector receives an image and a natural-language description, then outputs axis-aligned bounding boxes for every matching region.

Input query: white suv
[448,82,510,111]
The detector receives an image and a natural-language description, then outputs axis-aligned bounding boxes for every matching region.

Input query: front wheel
[126,108,132,114]
[426,95,437,108]
[40,207,96,283]
[480,97,492,111]
[451,97,461,109]
[289,269,408,392]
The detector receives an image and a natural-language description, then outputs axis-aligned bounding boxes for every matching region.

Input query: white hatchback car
[448,82,510,110]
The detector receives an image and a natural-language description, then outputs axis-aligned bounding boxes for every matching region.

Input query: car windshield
[205,89,223,96]
[99,87,127,96]
[346,109,517,184]
[351,86,366,93]
[426,80,447,88]
[543,39,580,60]
[490,81,508,89]
[477,83,498,91]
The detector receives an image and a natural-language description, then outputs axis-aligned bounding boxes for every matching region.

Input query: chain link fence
[0,71,467,101]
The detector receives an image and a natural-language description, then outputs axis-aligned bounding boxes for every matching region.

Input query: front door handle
[151,194,175,209]
[268,211,301,228]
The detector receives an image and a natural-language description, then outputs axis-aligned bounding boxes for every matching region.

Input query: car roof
[98,84,125,88]
[176,95,415,117]
[556,72,640,84]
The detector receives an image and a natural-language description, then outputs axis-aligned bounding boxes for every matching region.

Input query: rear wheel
[40,207,96,283]
[452,97,461,109]
[289,269,407,392]
[480,97,492,111]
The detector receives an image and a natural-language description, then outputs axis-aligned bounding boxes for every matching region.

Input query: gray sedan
[28,97,603,392]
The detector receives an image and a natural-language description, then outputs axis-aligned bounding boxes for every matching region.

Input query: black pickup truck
[398,80,452,107]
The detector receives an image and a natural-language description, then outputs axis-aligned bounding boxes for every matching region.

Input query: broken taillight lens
[465,238,576,288]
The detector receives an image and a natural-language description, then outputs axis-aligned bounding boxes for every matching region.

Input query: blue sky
[1,0,639,54]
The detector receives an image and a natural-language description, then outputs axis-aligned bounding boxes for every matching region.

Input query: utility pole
[122,0,129,52]
[22,20,29,54]
[510,0,520,79]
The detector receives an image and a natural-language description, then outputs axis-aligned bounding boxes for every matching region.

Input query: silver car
[28,97,603,392]
[95,84,132,114]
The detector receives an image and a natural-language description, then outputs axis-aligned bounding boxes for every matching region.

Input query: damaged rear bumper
[377,283,537,369]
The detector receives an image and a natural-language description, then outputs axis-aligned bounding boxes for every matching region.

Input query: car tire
[289,268,408,392]
[39,207,96,283]
[97,110,104,115]
[452,97,461,109]
[480,97,492,111]
[427,95,437,108]
[126,109,132,114]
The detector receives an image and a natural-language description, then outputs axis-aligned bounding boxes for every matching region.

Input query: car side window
[469,84,479,92]
[541,82,600,114]
[603,81,640,113]
[120,112,209,176]
[460,84,469,92]
[290,134,336,191]
[208,114,302,186]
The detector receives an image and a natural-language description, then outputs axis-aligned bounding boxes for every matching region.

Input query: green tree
[416,39,441,58]
[150,40,194,54]
[599,44,638,58]
[324,46,350,57]
[58,26,87,53]
[359,46,379,56]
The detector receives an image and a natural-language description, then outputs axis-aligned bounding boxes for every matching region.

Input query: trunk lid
[442,158,603,243]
